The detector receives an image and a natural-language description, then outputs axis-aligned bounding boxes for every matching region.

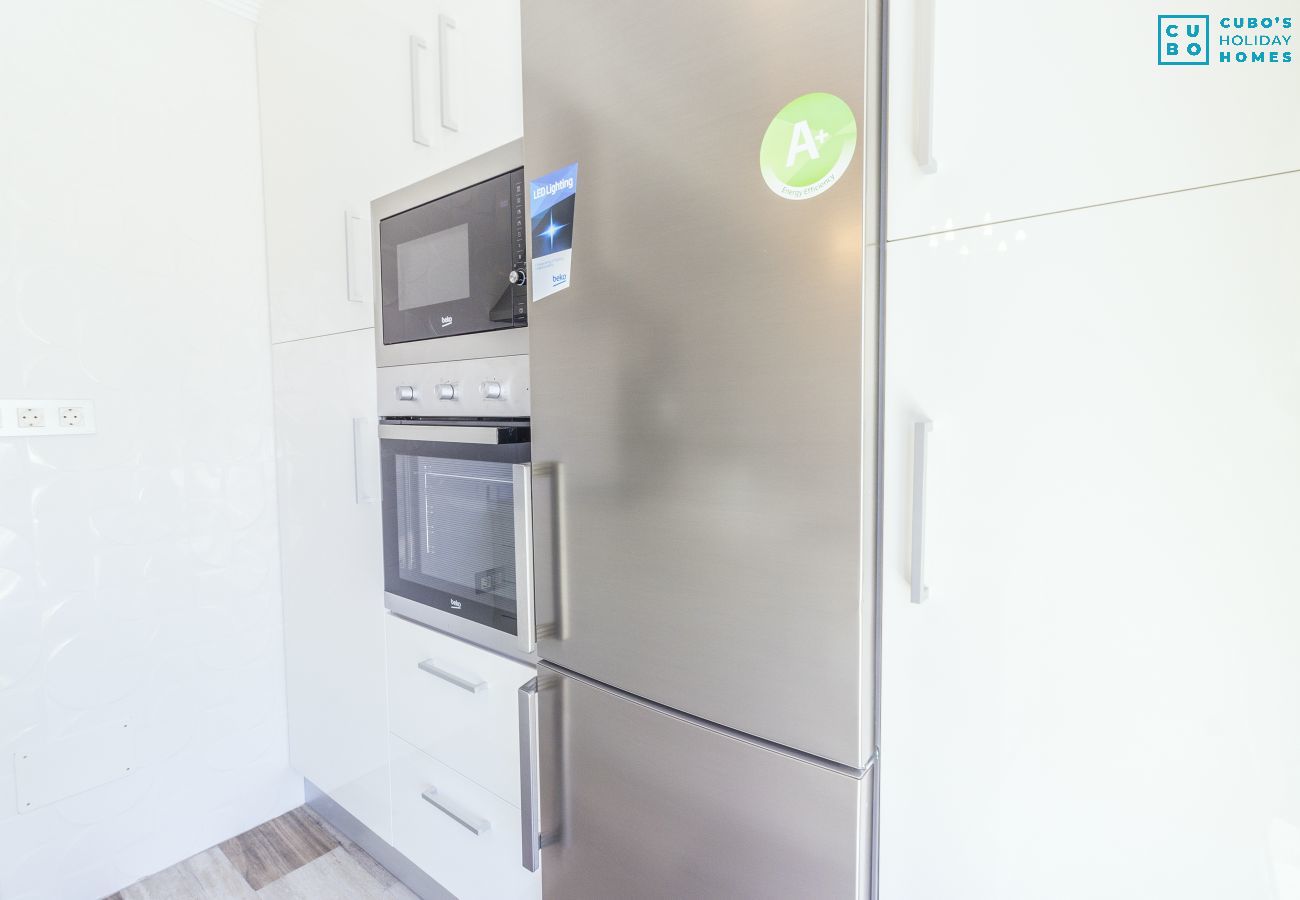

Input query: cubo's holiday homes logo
[1159,14,1294,65]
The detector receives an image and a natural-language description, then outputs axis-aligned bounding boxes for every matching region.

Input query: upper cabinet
[887,1,1300,240]
[257,0,523,344]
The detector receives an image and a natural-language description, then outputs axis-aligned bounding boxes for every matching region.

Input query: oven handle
[378,423,508,445]
[513,463,536,653]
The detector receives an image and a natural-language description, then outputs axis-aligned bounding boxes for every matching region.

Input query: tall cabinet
[258,0,524,867]
[880,4,1300,892]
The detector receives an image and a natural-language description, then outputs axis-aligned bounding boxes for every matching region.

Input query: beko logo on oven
[441,315,454,327]
[449,598,463,610]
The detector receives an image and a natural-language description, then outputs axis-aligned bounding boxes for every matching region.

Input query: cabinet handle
[418,659,485,693]
[352,418,378,505]
[518,678,541,872]
[914,0,939,173]
[422,787,490,835]
[410,35,432,146]
[344,211,370,304]
[911,420,933,603]
[513,464,536,653]
[438,15,459,132]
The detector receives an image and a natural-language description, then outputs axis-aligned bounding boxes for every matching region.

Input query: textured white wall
[0,2,301,898]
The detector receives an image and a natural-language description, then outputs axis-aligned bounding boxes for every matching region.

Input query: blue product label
[529,163,578,301]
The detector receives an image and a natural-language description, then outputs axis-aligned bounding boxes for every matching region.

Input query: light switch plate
[0,399,96,437]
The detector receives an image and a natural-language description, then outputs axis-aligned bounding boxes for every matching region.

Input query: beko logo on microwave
[449,598,463,610]
[1158,14,1294,64]
[440,315,454,327]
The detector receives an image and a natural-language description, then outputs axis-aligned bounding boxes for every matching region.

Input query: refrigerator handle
[513,463,536,653]
[911,420,933,603]
[531,462,565,642]
[518,677,541,872]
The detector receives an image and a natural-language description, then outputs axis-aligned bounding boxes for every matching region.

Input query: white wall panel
[0,2,300,898]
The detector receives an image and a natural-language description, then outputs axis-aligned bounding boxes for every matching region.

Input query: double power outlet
[0,399,96,437]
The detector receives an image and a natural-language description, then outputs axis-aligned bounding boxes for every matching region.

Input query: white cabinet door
[887,1,1300,240]
[257,0,523,344]
[274,329,390,840]
[881,174,1300,900]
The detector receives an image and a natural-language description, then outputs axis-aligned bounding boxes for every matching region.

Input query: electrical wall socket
[0,399,96,437]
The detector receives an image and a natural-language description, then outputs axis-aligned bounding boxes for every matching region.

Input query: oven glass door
[379,169,526,344]
[382,432,530,640]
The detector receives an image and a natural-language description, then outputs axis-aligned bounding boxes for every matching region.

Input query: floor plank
[218,807,338,891]
[255,847,391,900]
[182,847,257,898]
[298,805,399,891]
[119,862,205,900]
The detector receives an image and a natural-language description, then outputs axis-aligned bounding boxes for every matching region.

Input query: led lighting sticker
[759,93,857,201]
[529,163,578,301]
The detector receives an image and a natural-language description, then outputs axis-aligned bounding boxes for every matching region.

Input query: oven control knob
[395,385,417,401]
[509,268,526,286]
[435,383,457,401]
[482,381,503,400]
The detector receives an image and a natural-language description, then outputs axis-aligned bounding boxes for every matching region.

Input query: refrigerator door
[534,665,870,899]
[522,0,877,766]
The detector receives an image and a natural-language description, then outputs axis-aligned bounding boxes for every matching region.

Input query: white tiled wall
[0,2,301,898]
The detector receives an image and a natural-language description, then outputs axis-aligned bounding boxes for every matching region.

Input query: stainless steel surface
[910,420,932,604]
[418,658,487,694]
[372,141,528,367]
[421,787,491,836]
[386,605,539,666]
[512,464,537,653]
[306,779,456,900]
[377,357,529,419]
[377,424,507,445]
[396,385,417,401]
[523,0,876,766]
[517,678,541,873]
[537,664,871,899]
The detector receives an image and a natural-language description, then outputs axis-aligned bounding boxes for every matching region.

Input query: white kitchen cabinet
[273,329,389,841]
[257,0,523,344]
[386,614,536,807]
[880,173,1300,899]
[887,0,1300,240]
[390,735,541,900]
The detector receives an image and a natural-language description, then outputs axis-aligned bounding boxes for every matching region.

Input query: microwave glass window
[397,224,471,310]
[394,453,517,624]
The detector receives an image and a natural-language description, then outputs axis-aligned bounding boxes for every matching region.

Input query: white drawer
[390,735,541,900]
[386,614,535,805]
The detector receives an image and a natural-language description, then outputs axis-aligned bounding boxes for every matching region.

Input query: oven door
[378,169,526,346]
[380,421,534,661]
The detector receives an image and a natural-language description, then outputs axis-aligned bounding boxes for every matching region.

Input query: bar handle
[343,211,370,304]
[531,462,565,642]
[914,0,939,173]
[410,35,431,146]
[422,787,490,835]
[518,678,541,872]
[352,418,378,504]
[513,464,536,653]
[438,14,460,132]
[911,420,933,603]
[418,659,486,694]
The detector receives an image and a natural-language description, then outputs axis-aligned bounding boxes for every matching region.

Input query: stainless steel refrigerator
[520,1,882,896]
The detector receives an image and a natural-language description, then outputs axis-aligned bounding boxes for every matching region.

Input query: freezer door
[534,665,870,900]
[522,0,877,766]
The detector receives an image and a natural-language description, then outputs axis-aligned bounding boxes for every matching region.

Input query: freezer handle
[513,464,536,653]
[518,677,541,872]
[911,419,933,603]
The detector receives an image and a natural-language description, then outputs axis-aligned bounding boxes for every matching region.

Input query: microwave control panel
[377,355,530,419]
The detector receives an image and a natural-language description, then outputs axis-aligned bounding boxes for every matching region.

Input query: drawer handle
[422,787,491,836]
[418,659,486,694]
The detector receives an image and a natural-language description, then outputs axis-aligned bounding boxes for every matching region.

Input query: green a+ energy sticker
[759,92,857,201]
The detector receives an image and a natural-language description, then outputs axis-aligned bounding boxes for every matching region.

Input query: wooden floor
[104,806,418,900]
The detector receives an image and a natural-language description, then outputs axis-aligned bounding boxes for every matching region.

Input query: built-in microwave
[372,140,528,367]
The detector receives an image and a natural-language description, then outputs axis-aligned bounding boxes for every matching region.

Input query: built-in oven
[380,418,535,661]
[372,140,528,368]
